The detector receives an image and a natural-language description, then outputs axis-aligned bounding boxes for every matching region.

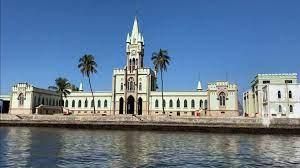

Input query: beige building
[8,17,239,117]
[243,73,300,118]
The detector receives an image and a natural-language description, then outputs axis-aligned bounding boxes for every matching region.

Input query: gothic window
[128,77,135,91]
[279,105,282,112]
[184,100,188,108]
[133,58,135,70]
[136,59,138,66]
[169,100,173,108]
[18,93,25,106]
[129,59,132,72]
[290,105,293,112]
[155,99,159,108]
[104,100,107,108]
[278,91,281,99]
[219,92,226,106]
[121,83,123,91]
[191,100,195,108]
[72,100,75,107]
[204,100,208,109]
[42,98,45,105]
[78,100,81,108]
[163,99,166,108]
[177,99,180,108]
[85,99,88,107]
[289,91,292,98]
[139,82,142,91]
[98,100,101,107]
[200,100,203,108]
[65,100,68,107]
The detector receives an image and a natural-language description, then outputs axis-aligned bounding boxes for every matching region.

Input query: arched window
[133,58,135,70]
[91,100,94,107]
[204,100,208,109]
[65,100,68,107]
[128,77,135,91]
[139,82,142,91]
[85,99,88,107]
[52,99,55,106]
[278,91,281,99]
[78,100,81,108]
[56,100,58,106]
[200,100,203,108]
[18,93,25,106]
[279,105,282,112]
[129,59,132,72]
[191,100,195,108]
[42,98,45,105]
[219,92,226,106]
[72,100,75,107]
[98,100,101,107]
[169,100,173,108]
[38,97,41,105]
[184,99,187,108]
[290,105,293,112]
[120,83,123,91]
[46,98,48,105]
[177,99,180,108]
[136,59,138,65]
[155,99,159,108]
[289,91,292,98]
[163,99,166,108]
[104,100,107,108]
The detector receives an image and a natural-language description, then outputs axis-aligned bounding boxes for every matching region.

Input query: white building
[243,73,300,118]
[8,17,239,117]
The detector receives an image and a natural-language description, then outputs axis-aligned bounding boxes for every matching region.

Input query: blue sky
[1,0,300,95]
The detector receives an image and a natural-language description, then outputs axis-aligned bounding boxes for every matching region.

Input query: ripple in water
[0,127,300,167]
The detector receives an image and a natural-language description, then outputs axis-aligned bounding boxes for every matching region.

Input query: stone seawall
[0,114,300,134]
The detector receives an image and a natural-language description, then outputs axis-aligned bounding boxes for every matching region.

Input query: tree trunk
[60,94,64,114]
[160,70,165,114]
[89,77,96,114]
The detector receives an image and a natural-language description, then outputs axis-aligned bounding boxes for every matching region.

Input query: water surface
[0,127,299,167]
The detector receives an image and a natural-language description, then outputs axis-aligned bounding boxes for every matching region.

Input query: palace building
[243,73,300,118]
[7,17,239,117]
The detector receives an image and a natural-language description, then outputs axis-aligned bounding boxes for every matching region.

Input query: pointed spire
[131,16,139,41]
[126,33,130,43]
[138,33,142,42]
[197,81,202,91]
[79,82,83,92]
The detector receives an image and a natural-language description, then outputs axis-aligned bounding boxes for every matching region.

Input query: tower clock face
[132,50,136,55]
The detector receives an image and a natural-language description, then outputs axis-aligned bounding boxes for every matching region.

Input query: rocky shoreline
[0,114,300,134]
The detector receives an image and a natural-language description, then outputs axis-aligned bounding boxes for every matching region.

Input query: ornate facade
[8,17,239,117]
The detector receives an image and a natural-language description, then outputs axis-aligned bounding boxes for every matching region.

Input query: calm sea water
[0,127,300,168]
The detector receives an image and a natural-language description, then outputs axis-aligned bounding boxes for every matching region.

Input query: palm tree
[151,49,171,114]
[48,77,71,113]
[78,54,98,114]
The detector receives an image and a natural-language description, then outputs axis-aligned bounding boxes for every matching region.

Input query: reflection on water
[0,127,300,167]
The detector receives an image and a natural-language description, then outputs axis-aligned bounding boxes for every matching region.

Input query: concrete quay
[0,114,300,134]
